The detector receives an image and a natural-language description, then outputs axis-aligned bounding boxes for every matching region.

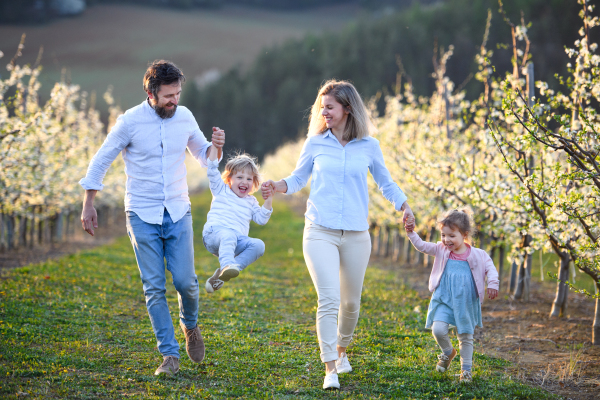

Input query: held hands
[211,127,225,149]
[261,180,275,200]
[402,203,415,232]
[404,215,415,233]
[487,288,498,300]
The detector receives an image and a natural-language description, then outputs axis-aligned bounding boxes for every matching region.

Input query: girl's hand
[211,127,225,149]
[261,182,274,200]
[487,288,498,299]
[404,215,415,233]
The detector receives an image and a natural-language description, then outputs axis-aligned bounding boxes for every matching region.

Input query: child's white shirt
[203,159,272,236]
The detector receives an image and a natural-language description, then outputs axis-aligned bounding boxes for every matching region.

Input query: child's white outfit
[202,159,272,270]
[407,231,499,372]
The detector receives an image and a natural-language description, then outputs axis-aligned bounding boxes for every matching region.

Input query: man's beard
[153,102,177,119]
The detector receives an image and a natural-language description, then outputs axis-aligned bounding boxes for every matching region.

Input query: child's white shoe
[335,353,352,374]
[205,268,224,294]
[219,264,241,282]
[322,372,340,390]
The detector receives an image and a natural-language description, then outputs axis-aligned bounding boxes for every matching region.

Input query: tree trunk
[593,282,600,345]
[371,226,379,255]
[498,246,505,292]
[0,212,4,253]
[403,233,410,264]
[7,215,15,250]
[509,261,518,293]
[514,258,526,299]
[392,229,400,262]
[382,226,390,258]
[550,252,571,318]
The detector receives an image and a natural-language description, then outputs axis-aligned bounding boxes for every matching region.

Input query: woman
[262,80,414,390]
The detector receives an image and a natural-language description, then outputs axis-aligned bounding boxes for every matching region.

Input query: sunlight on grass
[0,192,558,399]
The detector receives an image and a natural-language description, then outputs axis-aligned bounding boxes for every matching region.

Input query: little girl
[203,150,273,293]
[405,208,498,383]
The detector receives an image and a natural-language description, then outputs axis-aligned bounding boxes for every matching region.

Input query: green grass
[0,192,557,399]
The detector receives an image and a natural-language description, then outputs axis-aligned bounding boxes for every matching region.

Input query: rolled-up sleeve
[79,114,130,191]
[369,140,407,211]
[283,138,313,195]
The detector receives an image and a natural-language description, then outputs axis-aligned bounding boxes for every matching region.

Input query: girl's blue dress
[425,259,482,334]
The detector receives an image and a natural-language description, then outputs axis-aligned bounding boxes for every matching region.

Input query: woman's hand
[487,288,498,300]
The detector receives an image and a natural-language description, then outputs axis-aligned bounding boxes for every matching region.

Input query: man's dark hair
[143,60,186,99]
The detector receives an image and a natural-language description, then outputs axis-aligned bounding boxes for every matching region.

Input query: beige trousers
[303,220,371,362]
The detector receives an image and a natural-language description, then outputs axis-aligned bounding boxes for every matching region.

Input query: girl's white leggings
[302,221,371,363]
[431,321,474,371]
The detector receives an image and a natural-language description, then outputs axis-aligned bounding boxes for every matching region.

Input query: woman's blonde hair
[221,153,261,194]
[437,207,477,242]
[307,79,376,141]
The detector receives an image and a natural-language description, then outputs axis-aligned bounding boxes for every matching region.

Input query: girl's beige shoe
[459,370,472,383]
[436,348,457,372]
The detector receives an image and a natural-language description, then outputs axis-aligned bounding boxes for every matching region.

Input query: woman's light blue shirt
[283,130,407,231]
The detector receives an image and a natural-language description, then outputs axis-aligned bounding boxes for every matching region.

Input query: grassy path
[1,192,556,399]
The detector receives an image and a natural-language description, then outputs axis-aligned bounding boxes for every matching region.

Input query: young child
[404,208,498,383]
[203,149,273,294]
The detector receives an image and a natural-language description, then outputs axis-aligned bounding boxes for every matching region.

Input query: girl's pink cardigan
[407,231,499,304]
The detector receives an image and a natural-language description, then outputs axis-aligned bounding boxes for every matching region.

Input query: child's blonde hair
[307,79,376,141]
[437,207,477,242]
[221,153,261,194]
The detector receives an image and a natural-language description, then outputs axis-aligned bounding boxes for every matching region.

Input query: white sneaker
[205,268,224,294]
[323,372,340,390]
[335,353,352,374]
[219,264,241,282]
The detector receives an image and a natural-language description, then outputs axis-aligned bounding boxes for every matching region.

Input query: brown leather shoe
[154,356,179,376]
[180,322,205,363]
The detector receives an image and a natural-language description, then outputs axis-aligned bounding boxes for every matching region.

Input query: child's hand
[211,127,225,149]
[487,288,498,300]
[404,215,415,233]
[261,182,274,200]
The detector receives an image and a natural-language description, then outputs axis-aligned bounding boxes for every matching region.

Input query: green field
[0,192,557,399]
[0,4,358,116]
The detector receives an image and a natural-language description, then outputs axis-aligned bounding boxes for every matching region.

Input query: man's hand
[487,288,498,300]
[211,127,225,149]
[81,190,98,236]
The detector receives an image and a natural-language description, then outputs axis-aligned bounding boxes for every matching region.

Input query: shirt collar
[322,129,366,143]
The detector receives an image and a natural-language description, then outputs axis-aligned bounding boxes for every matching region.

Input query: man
[80,60,224,376]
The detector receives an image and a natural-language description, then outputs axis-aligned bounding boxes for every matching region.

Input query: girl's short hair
[307,79,376,141]
[437,207,477,241]
[221,153,261,194]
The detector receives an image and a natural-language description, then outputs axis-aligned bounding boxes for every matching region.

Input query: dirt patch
[374,256,600,400]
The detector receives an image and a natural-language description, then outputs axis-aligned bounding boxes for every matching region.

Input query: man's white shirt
[80,100,214,224]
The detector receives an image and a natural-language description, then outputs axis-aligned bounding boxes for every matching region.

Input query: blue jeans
[202,226,265,270]
[126,207,198,358]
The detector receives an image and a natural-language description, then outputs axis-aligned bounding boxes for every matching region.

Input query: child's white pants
[302,220,371,363]
[431,321,474,371]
